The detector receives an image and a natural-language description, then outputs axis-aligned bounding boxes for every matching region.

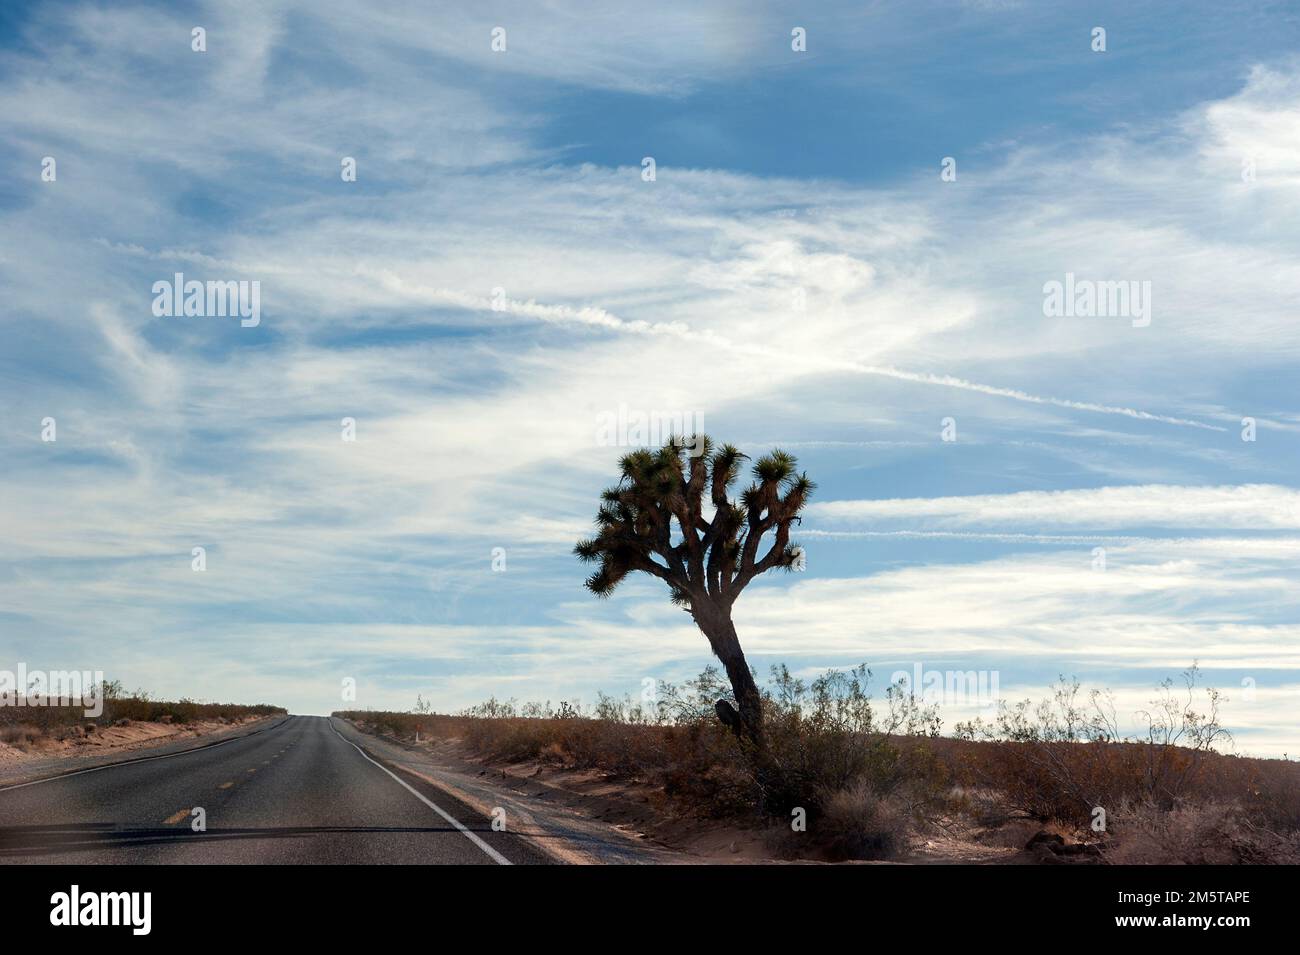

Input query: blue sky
[1,1,1299,755]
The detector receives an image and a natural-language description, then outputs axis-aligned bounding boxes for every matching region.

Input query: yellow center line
[163,809,189,825]
[218,782,233,789]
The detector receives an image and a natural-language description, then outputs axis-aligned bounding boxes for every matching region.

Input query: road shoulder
[0,715,291,789]
[331,717,685,864]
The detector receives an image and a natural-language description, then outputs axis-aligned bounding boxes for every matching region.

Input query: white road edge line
[328,718,512,866]
[0,716,293,793]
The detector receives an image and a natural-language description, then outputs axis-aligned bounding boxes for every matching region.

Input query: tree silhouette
[575,436,813,746]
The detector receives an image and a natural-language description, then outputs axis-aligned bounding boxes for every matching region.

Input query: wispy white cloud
[811,484,1300,530]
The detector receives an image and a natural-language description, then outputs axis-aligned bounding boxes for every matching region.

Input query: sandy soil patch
[0,716,270,770]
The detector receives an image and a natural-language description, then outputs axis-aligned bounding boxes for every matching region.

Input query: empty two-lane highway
[0,716,551,864]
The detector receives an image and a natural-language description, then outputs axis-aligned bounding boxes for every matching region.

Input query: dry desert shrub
[812,779,912,861]
[0,679,286,743]
[340,662,947,853]
[0,723,41,749]
[336,662,1300,863]
[1105,801,1300,865]
[952,666,1237,826]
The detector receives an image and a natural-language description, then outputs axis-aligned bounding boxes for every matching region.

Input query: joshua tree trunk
[694,605,765,746]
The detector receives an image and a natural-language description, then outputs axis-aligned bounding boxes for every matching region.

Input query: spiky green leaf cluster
[574,435,815,610]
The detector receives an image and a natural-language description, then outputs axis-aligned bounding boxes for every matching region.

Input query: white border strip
[328,719,511,866]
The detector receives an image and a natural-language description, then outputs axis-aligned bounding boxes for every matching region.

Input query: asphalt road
[0,715,551,864]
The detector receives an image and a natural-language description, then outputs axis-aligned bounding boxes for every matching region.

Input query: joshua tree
[575,436,814,748]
